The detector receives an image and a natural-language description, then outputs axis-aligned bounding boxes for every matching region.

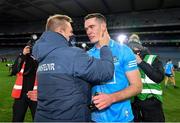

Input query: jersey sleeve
[122,45,138,72]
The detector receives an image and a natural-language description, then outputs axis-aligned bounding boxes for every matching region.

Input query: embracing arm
[74,46,114,84]
[138,57,164,83]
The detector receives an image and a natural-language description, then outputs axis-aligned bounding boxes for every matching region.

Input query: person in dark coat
[11,45,38,122]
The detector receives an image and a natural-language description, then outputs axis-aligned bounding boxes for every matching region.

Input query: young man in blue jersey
[84,13,142,122]
[164,59,177,88]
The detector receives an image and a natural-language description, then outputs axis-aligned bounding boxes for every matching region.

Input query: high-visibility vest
[137,55,163,102]
[11,62,38,99]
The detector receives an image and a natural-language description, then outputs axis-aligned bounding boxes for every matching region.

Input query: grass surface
[0,62,180,121]
[0,62,31,122]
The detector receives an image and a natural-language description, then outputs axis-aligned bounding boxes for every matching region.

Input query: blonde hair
[128,34,141,44]
[129,34,140,41]
[46,14,72,31]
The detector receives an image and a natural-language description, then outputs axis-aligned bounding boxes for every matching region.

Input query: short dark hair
[84,13,106,23]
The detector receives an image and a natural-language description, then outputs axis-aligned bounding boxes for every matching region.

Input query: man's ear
[57,27,62,33]
[56,27,64,35]
[101,22,107,33]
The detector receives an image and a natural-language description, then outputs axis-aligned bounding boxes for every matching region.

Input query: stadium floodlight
[27,34,38,47]
[31,34,38,40]
[117,34,127,45]
[82,43,87,48]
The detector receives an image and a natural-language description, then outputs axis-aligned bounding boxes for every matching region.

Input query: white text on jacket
[38,63,55,72]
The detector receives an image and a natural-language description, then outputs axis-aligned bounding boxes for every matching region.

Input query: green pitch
[0,62,180,122]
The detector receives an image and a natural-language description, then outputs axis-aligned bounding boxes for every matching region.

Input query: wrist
[137,60,142,64]
[110,94,116,104]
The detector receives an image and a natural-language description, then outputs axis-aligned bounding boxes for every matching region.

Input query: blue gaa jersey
[165,62,173,74]
[88,39,138,122]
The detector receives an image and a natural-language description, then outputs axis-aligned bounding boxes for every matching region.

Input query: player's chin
[90,39,99,44]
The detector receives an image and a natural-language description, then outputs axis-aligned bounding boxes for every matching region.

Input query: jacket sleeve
[73,46,114,84]
[10,53,26,76]
[23,55,38,76]
[138,56,164,83]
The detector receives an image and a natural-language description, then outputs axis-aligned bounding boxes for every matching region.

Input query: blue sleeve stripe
[129,60,136,63]
[128,62,137,66]
[128,64,137,68]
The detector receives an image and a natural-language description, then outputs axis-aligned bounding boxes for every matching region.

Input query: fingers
[98,29,110,47]
[136,55,142,64]
[92,93,112,110]
[94,100,108,110]
[25,46,31,49]
[23,46,31,55]
[27,90,37,101]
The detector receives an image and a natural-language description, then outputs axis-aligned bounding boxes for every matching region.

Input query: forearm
[110,83,142,103]
[92,70,142,110]
[138,60,164,83]
[12,54,25,73]
[172,70,175,76]
[74,46,114,84]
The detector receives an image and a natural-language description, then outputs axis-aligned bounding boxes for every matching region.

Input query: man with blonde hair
[30,14,114,121]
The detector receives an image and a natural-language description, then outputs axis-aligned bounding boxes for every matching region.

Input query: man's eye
[90,25,94,29]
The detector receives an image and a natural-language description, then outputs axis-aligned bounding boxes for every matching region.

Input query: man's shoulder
[70,46,84,52]
[69,47,87,56]
[111,40,131,51]
[111,42,134,57]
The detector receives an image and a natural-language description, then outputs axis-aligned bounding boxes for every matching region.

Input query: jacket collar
[40,31,69,48]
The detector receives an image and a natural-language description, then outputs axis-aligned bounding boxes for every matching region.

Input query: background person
[11,45,38,122]
[128,34,165,122]
[164,59,177,88]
